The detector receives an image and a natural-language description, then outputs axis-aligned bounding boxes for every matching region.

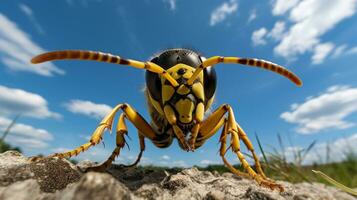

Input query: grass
[0,115,22,153]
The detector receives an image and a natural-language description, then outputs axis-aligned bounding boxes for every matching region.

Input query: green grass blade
[301,140,317,163]
[1,115,20,141]
[312,170,357,196]
[255,133,269,167]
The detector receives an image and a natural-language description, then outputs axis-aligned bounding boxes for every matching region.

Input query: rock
[0,151,356,200]
[57,172,132,200]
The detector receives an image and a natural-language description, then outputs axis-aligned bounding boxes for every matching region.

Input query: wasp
[31,48,302,191]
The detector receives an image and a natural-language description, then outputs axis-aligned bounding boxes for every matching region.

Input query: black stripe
[110,56,119,63]
[119,59,130,65]
[101,54,109,61]
[83,52,90,59]
[238,59,248,65]
[92,52,99,60]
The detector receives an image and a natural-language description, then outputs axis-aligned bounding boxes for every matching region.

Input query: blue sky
[1,0,357,167]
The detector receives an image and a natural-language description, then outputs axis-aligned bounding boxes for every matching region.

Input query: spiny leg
[85,113,127,171]
[219,119,250,178]
[236,123,267,179]
[196,104,283,191]
[193,104,228,149]
[229,129,283,192]
[42,103,156,161]
[122,132,145,167]
[31,104,125,161]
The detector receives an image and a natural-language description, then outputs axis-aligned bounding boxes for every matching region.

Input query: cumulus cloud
[281,85,357,134]
[0,13,64,76]
[210,0,238,26]
[284,133,357,164]
[273,0,357,63]
[311,42,335,64]
[251,28,268,46]
[200,159,219,166]
[64,99,112,119]
[0,116,53,149]
[268,21,286,41]
[0,85,60,119]
[161,155,170,160]
[272,0,301,16]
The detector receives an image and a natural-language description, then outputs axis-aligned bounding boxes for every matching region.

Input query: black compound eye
[145,71,162,101]
[203,66,217,100]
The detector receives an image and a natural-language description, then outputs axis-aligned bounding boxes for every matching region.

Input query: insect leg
[86,114,145,171]
[44,104,126,159]
[219,119,250,178]
[236,123,267,179]
[194,104,228,148]
[122,132,145,167]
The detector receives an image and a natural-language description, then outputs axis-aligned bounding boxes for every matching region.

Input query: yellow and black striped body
[145,49,216,149]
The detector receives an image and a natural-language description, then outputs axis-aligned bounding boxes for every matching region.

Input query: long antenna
[31,50,179,87]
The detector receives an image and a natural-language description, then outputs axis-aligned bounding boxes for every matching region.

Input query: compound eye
[203,67,217,100]
[145,71,162,101]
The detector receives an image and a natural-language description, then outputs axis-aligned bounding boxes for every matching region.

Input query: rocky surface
[0,151,355,200]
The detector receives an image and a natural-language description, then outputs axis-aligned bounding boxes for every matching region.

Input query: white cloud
[210,0,238,26]
[268,21,286,41]
[64,99,112,119]
[281,85,357,134]
[0,13,64,76]
[0,85,60,119]
[200,159,219,166]
[0,116,53,149]
[332,44,348,58]
[247,9,257,23]
[18,3,45,35]
[272,0,301,16]
[161,155,170,160]
[0,116,53,140]
[251,28,268,46]
[273,0,357,62]
[172,160,188,167]
[284,133,357,164]
[347,46,357,55]
[311,42,335,64]
[163,0,177,11]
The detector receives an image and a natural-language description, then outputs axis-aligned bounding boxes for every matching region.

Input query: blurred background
[0,0,356,187]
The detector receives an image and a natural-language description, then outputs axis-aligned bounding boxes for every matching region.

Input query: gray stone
[0,151,356,200]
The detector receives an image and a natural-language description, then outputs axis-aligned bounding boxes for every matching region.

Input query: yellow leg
[47,103,157,159]
[122,132,145,167]
[219,119,250,178]
[236,123,267,179]
[193,104,228,148]
[195,104,283,191]
[85,113,127,171]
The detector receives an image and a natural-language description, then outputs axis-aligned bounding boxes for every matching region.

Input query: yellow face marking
[176,85,190,95]
[192,82,205,102]
[164,105,176,125]
[195,102,204,122]
[162,85,175,103]
[175,98,195,123]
